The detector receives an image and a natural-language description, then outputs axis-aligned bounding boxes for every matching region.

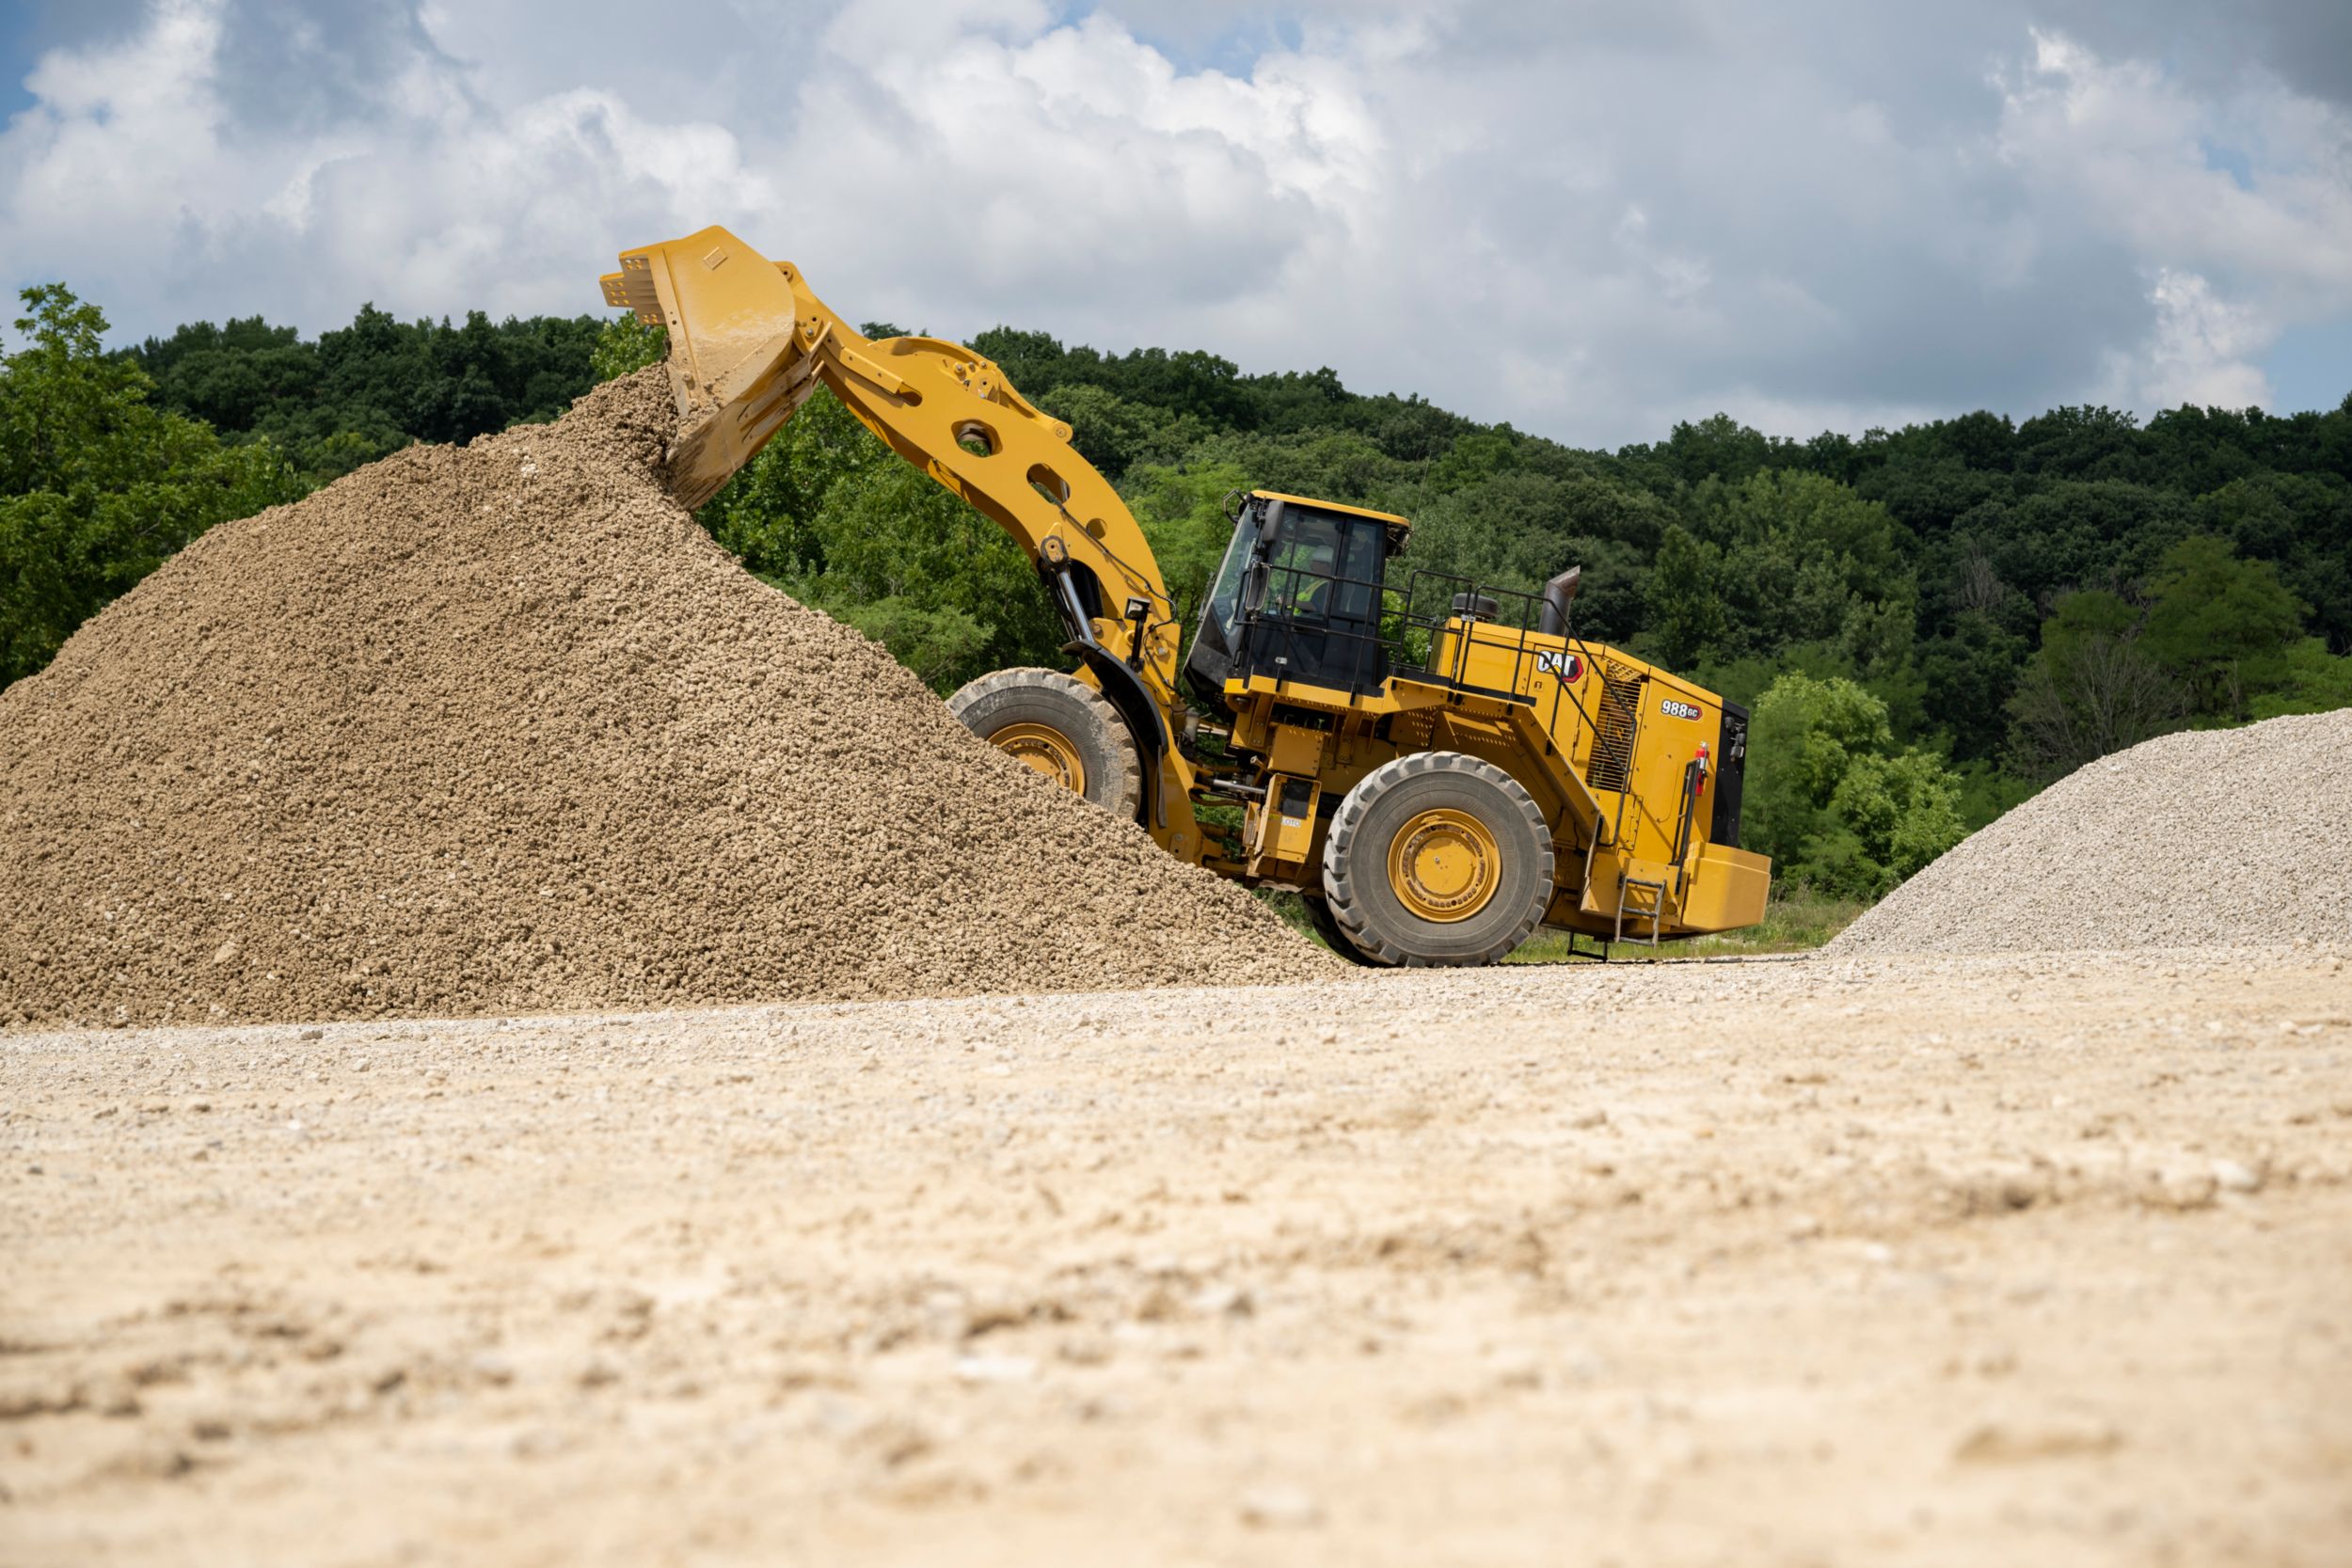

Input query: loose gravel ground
[5,948,2348,1566]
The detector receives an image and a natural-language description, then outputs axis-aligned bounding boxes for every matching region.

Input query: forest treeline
[4,285,2347,899]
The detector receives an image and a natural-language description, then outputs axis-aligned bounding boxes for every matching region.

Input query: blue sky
[0,14,31,121]
[1,0,2347,443]
[2265,319,2352,415]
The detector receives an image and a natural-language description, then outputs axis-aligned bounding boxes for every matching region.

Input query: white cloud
[9,0,239,244]
[0,0,774,328]
[1994,26,2352,410]
[777,8,1383,310]
[2,2,2349,439]
[2135,268,2277,409]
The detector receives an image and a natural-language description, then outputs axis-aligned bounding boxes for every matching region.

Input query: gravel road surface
[6,948,2349,1565]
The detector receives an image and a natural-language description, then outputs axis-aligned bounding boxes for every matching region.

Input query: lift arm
[601,227,1203,842]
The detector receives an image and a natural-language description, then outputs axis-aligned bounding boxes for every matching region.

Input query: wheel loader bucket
[600,226,820,509]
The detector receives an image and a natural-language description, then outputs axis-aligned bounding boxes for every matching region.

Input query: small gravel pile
[0,369,1327,1029]
[1830,707,2352,956]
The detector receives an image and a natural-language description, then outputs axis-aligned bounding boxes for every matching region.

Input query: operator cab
[1184,492,1409,707]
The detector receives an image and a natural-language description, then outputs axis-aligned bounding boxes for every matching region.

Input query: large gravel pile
[1830,707,2352,956]
[0,371,1327,1029]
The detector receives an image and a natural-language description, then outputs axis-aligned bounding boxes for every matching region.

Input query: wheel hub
[988,721,1086,794]
[1387,807,1500,923]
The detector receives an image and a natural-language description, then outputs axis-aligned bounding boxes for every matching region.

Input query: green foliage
[1999,534,2317,779]
[1745,673,1964,898]
[1186,427,1415,510]
[1952,759,2038,832]
[701,386,879,579]
[1397,461,1666,642]
[133,303,606,483]
[1037,382,1206,481]
[688,382,1061,691]
[2192,474,2352,647]
[1645,525,1725,668]
[0,285,303,687]
[2004,590,2185,781]
[1917,610,2031,762]
[591,316,668,382]
[1681,469,1916,665]
[2139,534,2306,718]
[1125,460,1251,646]
[770,446,1062,694]
[2249,639,2352,719]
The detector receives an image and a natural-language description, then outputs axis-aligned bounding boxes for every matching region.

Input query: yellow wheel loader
[603,228,1771,964]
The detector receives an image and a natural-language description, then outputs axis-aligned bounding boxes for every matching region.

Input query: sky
[1,0,2348,447]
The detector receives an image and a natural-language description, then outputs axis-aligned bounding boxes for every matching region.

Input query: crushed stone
[1828,707,2352,956]
[0,369,1329,1029]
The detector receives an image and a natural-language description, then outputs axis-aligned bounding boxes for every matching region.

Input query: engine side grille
[1588,666,1645,793]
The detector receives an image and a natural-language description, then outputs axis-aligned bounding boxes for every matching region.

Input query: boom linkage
[603,226,1211,857]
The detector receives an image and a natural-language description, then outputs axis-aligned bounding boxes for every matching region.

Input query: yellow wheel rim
[989,721,1087,795]
[1386,807,1501,923]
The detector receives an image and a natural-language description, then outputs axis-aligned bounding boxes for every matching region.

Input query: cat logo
[1534,650,1585,685]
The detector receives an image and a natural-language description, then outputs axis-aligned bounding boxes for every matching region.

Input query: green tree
[2193,474,2352,649]
[1184,427,1413,510]
[2003,591,2185,781]
[1682,468,1917,675]
[1038,382,1203,480]
[1658,412,1778,485]
[1398,467,1667,643]
[1916,610,2031,762]
[0,285,302,687]
[1745,673,1964,897]
[135,303,606,482]
[591,315,668,381]
[701,385,887,579]
[2248,639,2352,720]
[784,460,1062,693]
[1645,524,1725,668]
[1125,460,1250,654]
[2139,534,2306,719]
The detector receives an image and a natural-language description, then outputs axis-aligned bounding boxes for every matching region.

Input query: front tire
[946,667,1144,820]
[1322,752,1553,966]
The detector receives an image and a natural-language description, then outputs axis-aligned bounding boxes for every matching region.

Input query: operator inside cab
[1184,491,1401,705]
[1276,531,1338,618]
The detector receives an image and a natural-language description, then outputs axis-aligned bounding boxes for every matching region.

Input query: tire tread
[1322,752,1551,967]
[946,667,1143,819]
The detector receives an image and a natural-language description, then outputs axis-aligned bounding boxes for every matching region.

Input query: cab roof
[1254,490,1412,531]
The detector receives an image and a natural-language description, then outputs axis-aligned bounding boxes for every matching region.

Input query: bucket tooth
[600,257,662,324]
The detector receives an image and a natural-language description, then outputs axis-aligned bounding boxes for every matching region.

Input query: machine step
[1613,874,1668,945]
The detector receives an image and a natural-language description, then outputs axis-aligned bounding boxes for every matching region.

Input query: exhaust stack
[1537,565,1581,638]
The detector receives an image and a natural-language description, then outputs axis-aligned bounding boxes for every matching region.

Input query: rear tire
[1323,752,1553,967]
[1300,893,1391,968]
[946,667,1144,820]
